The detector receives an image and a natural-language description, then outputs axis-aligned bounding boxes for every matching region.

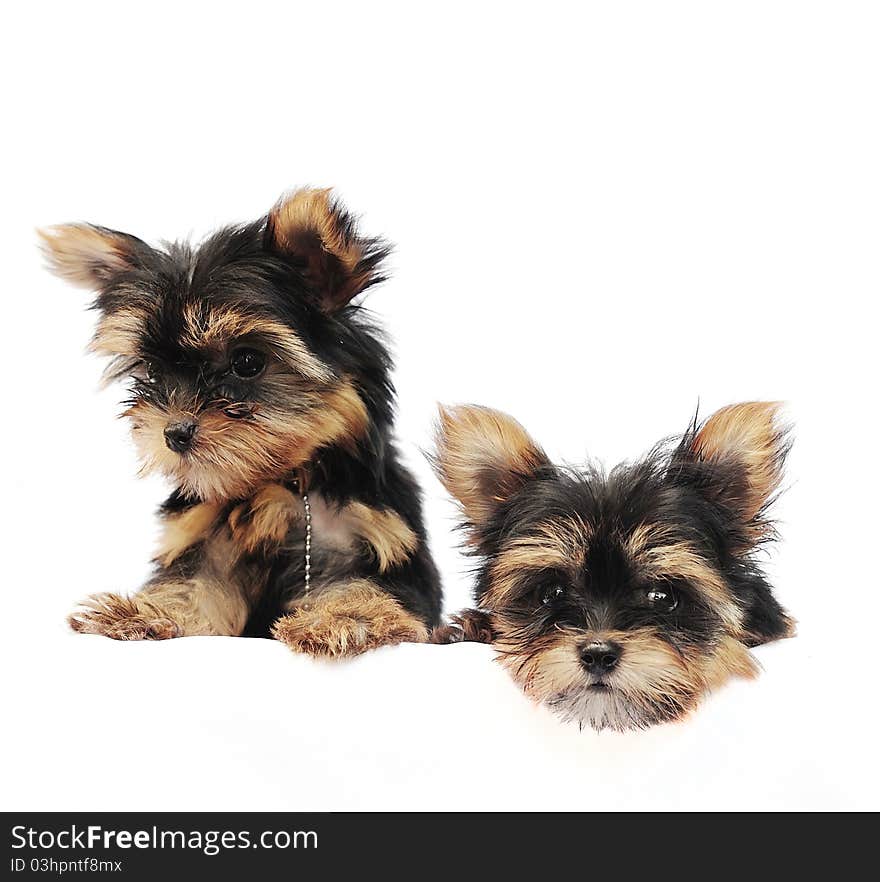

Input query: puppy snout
[163,421,197,453]
[580,641,622,674]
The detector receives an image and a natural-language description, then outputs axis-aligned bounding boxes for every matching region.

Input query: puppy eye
[139,361,159,383]
[541,585,565,606]
[230,347,265,379]
[645,585,679,612]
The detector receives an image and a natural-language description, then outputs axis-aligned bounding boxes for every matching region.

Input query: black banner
[3,811,858,877]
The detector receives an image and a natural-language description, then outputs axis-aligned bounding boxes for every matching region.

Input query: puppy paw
[272,583,428,658]
[68,593,183,641]
[430,608,495,644]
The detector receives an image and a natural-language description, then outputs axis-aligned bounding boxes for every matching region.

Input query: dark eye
[541,584,565,606]
[140,361,159,383]
[645,585,679,612]
[230,348,265,379]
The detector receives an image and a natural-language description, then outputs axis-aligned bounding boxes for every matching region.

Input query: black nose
[580,641,622,673]
[164,421,196,453]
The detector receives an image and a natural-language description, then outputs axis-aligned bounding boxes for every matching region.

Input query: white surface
[0,628,867,811]
[2,1,878,810]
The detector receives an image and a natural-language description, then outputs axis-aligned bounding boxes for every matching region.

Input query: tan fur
[343,502,418,572]
[304,495,417,568]
[38,224,136,288]
[693,401,788,527]
[272,580,428,657]
[126,378,369,503]
[269,189,361,267]
[486,517,590,607]
[68,574,251,640]
[493,623,757,729]
[68,593,183,640]
[156,500,224,568]
[433,404,549,530]
[625,526,744,633]
[267,188,380,308]
[608,630,701,710]
[291,381,370,462]
[180,304,331,382]
[523,629,697,710]
[494,631,587,701]
[89,307,145,359]
[228,484,300,556]
[699,635,760,689]
[641,543,742,632]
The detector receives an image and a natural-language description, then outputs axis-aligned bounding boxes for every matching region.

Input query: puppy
[40,188,441,656]
[431,403,793,730]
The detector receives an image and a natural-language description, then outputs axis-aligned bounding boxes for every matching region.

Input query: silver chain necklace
[293,477,312,596]
[302,490,312,596]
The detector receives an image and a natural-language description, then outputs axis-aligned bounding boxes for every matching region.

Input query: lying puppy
[431,402,793,730]
[41,188,441,656]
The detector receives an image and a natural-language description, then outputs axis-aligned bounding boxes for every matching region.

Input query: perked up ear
[38,224,149,289]
[265,187,391,313]
[686,401,791,538]
[432,405,551,536]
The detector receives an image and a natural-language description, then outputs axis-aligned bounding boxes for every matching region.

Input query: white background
[2,1,877,810]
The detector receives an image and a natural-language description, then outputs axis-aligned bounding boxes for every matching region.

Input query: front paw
[272,584,428,658]
[68,593,182,641]
[430,609,494,644]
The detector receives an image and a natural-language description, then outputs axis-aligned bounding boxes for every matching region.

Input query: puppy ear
[432,405,550,534]
[38,224,149,289]
[265,188,391,313]
[683,401,791,537]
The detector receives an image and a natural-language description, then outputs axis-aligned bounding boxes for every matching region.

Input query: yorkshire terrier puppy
[40,188,441,656]
[431,402,793,730]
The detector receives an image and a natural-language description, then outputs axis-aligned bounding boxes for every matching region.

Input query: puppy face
[40,189,388,502]
[434,403,793,731]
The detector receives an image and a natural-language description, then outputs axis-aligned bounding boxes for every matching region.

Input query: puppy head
[434,403,793,731]
[40,188,389,502]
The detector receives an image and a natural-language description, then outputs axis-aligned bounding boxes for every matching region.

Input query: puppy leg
[69,574,252,640]
[272,579,428,658]
[68,588,184,641]
[69,496,275,640]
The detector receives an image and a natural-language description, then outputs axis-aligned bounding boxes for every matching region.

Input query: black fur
[474,449,789,649]
[434,403,793,730]
[47,190,442,648]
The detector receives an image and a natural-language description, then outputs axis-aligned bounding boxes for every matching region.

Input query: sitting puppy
[431,403,793,730]
[41,188,441,656]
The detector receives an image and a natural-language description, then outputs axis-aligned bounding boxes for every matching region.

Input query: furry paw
[430,608,495,644]
[272,583,428,658]
[68,593,183,641]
